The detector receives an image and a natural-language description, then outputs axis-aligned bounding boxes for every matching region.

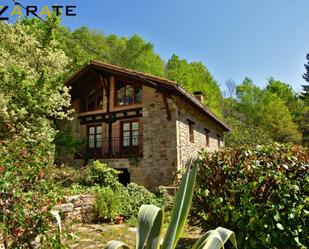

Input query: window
[115,81,142,106]
[217,134,221,148]
[205,128,210,147]
[88,126,102,149]
[80,87,103,112]
[187,119,195,142]
[122,121,140,147]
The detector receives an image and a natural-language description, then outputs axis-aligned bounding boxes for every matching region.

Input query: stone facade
[64,65,229,190]
[174,96,225,170]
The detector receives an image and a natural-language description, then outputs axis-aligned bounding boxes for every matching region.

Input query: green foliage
[0,21,72,248]
[300,108,309,147]
[119,183,173,219]
[166,54,223,116]
[300,53,309,147]
[266,78,295,106]
[44,164,83,188]
[0,21,72,147]
[224,116,273,147]
[191,143,309,248]
[54,127,85,164]
[266,78,306,125]
[126,216,138,227]
[56,26,165,77]
[259,95,302,142]
[155,186,174,210]
[105,163,236,249]
[95,187,121,221]
[79,160,120,189]
[301,53,309,102]
[223,77,302,146]
[0,140,65,248]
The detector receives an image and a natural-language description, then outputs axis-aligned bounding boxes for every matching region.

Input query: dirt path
[67,223,201,249]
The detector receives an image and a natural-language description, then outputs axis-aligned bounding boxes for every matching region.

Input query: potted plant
[114,215,124,224]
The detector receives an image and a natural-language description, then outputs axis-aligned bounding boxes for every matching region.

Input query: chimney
[193,91,204,103]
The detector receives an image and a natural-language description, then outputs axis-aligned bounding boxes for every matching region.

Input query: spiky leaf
[162,162,197,249]
[136,204,164,249]
[105,240,130,249]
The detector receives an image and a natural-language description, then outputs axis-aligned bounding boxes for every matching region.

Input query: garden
[1,141,308,248]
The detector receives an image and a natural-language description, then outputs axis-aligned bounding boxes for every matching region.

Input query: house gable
[66,60,230,132]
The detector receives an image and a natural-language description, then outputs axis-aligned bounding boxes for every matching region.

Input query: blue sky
[3,0,309,92]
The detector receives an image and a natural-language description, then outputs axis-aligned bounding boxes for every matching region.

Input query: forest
[2,16,308,148]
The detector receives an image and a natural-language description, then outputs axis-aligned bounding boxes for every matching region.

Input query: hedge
[190,143,309,248]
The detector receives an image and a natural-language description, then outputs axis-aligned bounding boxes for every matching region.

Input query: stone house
[65,61,230,189]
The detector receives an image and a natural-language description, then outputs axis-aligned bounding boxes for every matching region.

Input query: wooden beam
[99,74,107,97]
[162,94,171,121]
[80,114,142,125]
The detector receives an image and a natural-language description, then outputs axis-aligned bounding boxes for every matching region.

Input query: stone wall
[138,87,178,189]
[174,96,225,170]
[53,194,97,224]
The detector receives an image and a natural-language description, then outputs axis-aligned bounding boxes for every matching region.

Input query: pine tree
[301,53,309,101]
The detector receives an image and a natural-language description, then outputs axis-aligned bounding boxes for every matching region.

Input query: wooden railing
[75,136,143,159]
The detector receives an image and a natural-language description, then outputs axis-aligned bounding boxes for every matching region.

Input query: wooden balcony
[75,136,143,159]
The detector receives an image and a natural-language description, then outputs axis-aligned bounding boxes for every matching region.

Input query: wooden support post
[162,94,171,121]
[100,74,113,156]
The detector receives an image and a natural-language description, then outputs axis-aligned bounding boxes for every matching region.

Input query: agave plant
[105,162,237,249]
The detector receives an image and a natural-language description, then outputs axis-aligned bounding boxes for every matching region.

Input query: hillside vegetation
[9,16,307,147]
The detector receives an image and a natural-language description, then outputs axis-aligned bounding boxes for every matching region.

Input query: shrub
[44,164,81,188]
[54,127,85,165]
[95,187,121,221]
[105,163,237,249]
[117,183,174,220]
[126,216,137,227]
[119,183,157,218]
[0,140,63,248]
[156,186,174,210]
[190,143,309,248]
[79,160,120,189]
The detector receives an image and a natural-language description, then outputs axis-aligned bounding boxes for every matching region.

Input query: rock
[64,195,80,203]
[53,203,74,213]
[128,227,137,233]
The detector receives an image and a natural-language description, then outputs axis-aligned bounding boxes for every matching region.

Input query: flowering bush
[190,143,309,248]
[0,140,64,248]
[0,21,72,248]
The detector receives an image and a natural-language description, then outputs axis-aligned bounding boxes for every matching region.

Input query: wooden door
[87,125,103,157]
[121,120,139,156]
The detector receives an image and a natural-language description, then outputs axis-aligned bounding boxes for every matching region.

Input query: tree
[266,78,295,104]
[266,78,304,123]
[0,21,71,247]
[225,78,236,99]
[300,53,309,146]
[301,53,309,101]
[224,116,273,148]
[56,27,165,76]
[235,77,264,124]
[0,22,71,146]
[231,78,301,144]
[260,95,301,143]
[166,54,223,116]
